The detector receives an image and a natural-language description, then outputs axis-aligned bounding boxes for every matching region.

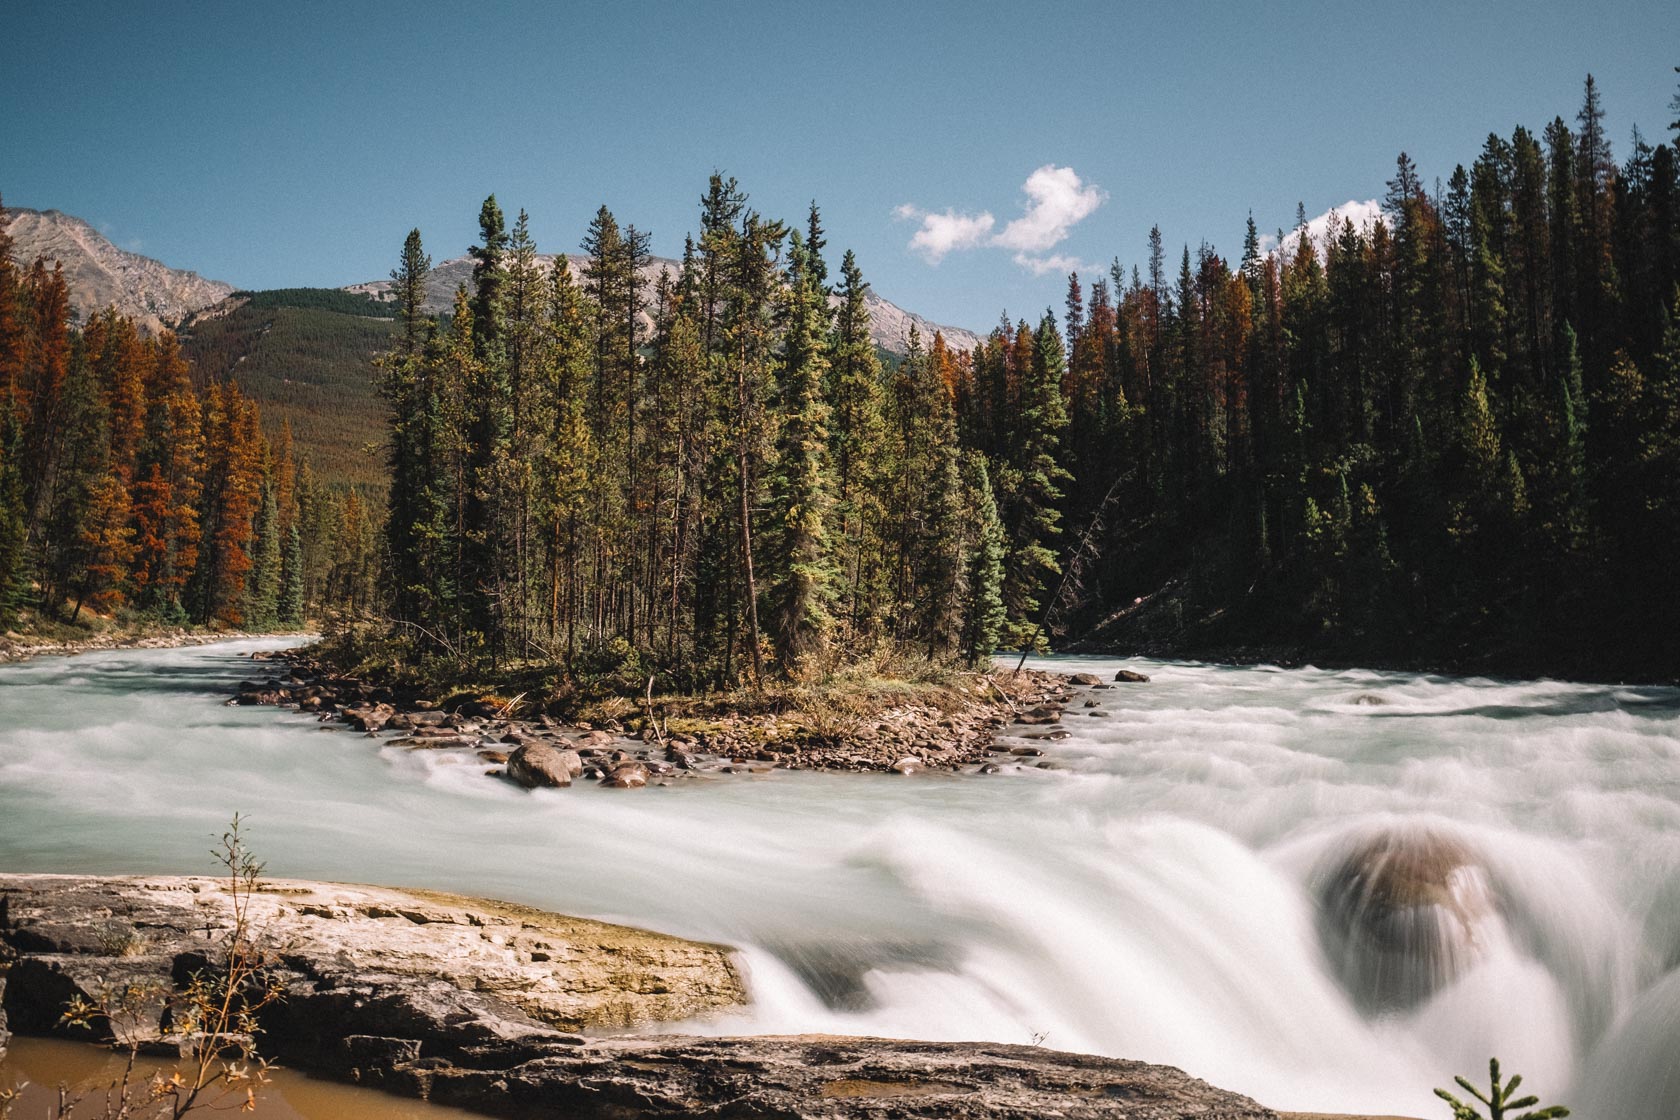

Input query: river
[1,637,1676,1118]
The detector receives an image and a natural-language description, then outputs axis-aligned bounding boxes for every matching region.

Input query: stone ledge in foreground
[0,873,1276,1119]
[0,873,745,1046]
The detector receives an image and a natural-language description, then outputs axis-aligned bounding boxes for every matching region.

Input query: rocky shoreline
[0,873,1275,1120]
[0,627,307,665]
[231,649,1155,787]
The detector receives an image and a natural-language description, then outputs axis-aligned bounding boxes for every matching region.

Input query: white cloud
[897,164,1105,274]
[1012,252,1088,276]
[896,205,996,264]
[993,165,1107,253]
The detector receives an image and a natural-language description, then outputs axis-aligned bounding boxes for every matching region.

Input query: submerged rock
[1315,827,1496,1011]
[601,762,649,788]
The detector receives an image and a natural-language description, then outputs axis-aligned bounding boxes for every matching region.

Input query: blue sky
[3,0,1675,330]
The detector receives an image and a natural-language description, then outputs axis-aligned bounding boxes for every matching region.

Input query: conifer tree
[279,523,305,627]
[960,452,1007,665]
[765,232,835,670]
[1002,313,1072,645]
[827,249,887,634]
[243,480,282,629]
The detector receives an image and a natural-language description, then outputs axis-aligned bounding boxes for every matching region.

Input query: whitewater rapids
[1,638,1676,1117]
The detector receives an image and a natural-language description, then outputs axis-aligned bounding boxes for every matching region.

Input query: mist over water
[2,639,1677,1116]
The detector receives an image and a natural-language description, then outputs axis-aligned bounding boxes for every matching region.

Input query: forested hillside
[0,198,380,631]
[180,289,399,485]
[375,74,1680,685]
[988,75,1680,678]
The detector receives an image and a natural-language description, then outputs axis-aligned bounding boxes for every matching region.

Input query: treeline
[233,287,398,317]
[382,72,1680,681]
[379,181,1014,684]
[958,74,1679,673]
[0,196,377,629]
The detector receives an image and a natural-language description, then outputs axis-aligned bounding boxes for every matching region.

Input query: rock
[1351,693,1386,706]
[601,762,649,788]
[1113,669,1151,683]
[890,757,923,775]
[1069,672,1104,686]
[343,704,394,733]
[1010,746,1044,757]
[1315,827,1496,1011]
[399,1035,1274,1120]
[506,744,584,789]
[478,749,510,764]
[977,762,1001,774]
[0,874,745,1050]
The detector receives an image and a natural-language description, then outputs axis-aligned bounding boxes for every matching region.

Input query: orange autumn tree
[191,380,266,626]
[71,472,137,617]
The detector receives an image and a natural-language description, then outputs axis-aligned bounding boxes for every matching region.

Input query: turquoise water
[2,638,1677,1116]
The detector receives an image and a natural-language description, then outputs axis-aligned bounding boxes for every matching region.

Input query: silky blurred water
[2,639,1677,1116]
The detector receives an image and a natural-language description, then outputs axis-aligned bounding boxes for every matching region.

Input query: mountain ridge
[2,207,235,333]
[4,205,981,353]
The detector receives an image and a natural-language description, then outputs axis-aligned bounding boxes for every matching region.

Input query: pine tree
[827,249,887,635]
[764,232,835,671]
[393,228,432,355]
[279,523,305,627]
[960,452,1007,665]
[0,419,27,622]
[242,479,282,629]
[462,200,514,655]
[1002,313,1073,645]
[380,228,433,624]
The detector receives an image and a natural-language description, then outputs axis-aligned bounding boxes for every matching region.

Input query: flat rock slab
[0,874,1277,1120]
[0,874,744,1043]
[390,1034,1278,1120]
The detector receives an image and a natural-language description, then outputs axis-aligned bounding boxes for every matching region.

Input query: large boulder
[506,743,584,788]
[1315,827,1496,1011]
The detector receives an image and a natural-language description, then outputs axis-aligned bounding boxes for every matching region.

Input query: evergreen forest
[378,75,1680,683]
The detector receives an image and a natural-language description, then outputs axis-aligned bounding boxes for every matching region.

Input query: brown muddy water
[0,1037,485,1120]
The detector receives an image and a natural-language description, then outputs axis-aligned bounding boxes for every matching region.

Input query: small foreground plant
[1436,1057,1569,1120]
[30,815,282,1119]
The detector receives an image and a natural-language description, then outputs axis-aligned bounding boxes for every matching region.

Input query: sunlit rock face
[1316,827,1497,1012]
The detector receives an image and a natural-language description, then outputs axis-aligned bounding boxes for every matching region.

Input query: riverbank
[1074,582,1680,686]
[0,873,1274,1120]
[0,620,311,665]
[236,643,1145,782]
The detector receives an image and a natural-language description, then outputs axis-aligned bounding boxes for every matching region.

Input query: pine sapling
[1435,1058,1569,1120]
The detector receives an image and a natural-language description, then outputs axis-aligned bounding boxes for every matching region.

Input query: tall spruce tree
[1002,313,1072,645]
[764,232,835,670]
